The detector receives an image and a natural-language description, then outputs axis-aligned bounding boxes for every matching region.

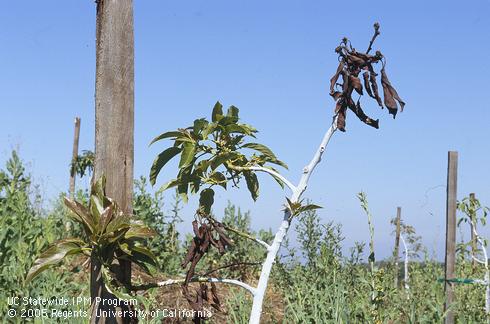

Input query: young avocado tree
[400,233,410,292]
[25,177,157,316]
[458,195,490,313]
[391,216,423,295]
[149,23,405,323]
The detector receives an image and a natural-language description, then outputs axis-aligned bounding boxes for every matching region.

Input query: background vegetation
[1,150,488,323]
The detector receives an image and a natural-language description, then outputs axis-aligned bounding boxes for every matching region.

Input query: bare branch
[132,277,256,296]
[366,22,380,54]
[201,262,262,277]
[208,216,271,250]
[472,255,486,265]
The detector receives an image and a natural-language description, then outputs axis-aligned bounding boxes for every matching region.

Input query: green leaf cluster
[284,197,322,218]
[70,150,94,178]
[26,176,158,287]
[149,101,287,216]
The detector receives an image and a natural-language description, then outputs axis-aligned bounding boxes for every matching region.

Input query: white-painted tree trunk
[400,234,409,293]
[248,116,338,324]
[470,219,489,314]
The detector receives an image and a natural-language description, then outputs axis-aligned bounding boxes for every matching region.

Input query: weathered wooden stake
[393,207,401,288]
[444,151,458,324]
[470,193,477,271]
[92,0,134,323]
[69,117,81,199]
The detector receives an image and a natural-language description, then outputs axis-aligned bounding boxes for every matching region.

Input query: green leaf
[149,147,182,185]
[130,245,158,265]
[268,158,288,170]
[159,178,181,191]
[26,239,85,283]
[99,205,115,234]
[218,116,239,126]
[176,167,192,203]
[368,252,375,263]
[193,118,209,135]
[199,188,215,215]
[212,101,223,122]
[91,176,106,200]
[242,143,277,160]
[90,195,104,218]
[179,142,196,168]
[263,166,285,189]
[227,106,239,118]
[121,250,157,275]
[149,131,182,145]
[210,152,240,170]
[64,198,96,235]
[202,122,217,140]
[225,124,255,136]
[125,222,156,239]
[101,267,136,300]
[244,171,259,201]
[296,204,323,215]
[205,172,227,189]
[105,214,132,238]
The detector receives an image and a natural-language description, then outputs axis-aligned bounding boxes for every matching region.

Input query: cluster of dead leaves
[330,23,405,131]
[181,219,232,322]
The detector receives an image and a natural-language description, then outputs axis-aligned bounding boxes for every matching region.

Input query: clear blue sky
[1,0,489,260]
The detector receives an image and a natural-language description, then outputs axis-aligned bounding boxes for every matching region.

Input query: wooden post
[69,117,81,199]
[470,193,477,271]
[92,0,134,323]
[393,207,401,288]
[444,151,458,324]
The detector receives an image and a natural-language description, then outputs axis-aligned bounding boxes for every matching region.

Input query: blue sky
[1,0,489,260]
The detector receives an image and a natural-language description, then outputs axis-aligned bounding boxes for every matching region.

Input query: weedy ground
[1,151,488,323]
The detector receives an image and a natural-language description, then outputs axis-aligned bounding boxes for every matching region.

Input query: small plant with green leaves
[357,192,384,324]
[0,151,83,321]
[26,176,157,300]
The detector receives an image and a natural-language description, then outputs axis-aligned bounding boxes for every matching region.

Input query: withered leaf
[381,66,405,118]
[349,75,363,95]
[331,91,343,101]
[182,238,197,268]
[336,104,347,132]
[363,71,374,98]
[192,220,199,237]
[349,100,379,129]
[210,283,222,311]
[345,53,366,66]
[341,70,350,94]
[369,70,383,107]
[329,24,404,131]
[330,61,344,95]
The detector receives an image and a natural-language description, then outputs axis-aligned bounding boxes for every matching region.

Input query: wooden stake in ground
[69,117,81,199]
[92,0,134,323]
[444,151,458,324]
[393,207,401,288]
